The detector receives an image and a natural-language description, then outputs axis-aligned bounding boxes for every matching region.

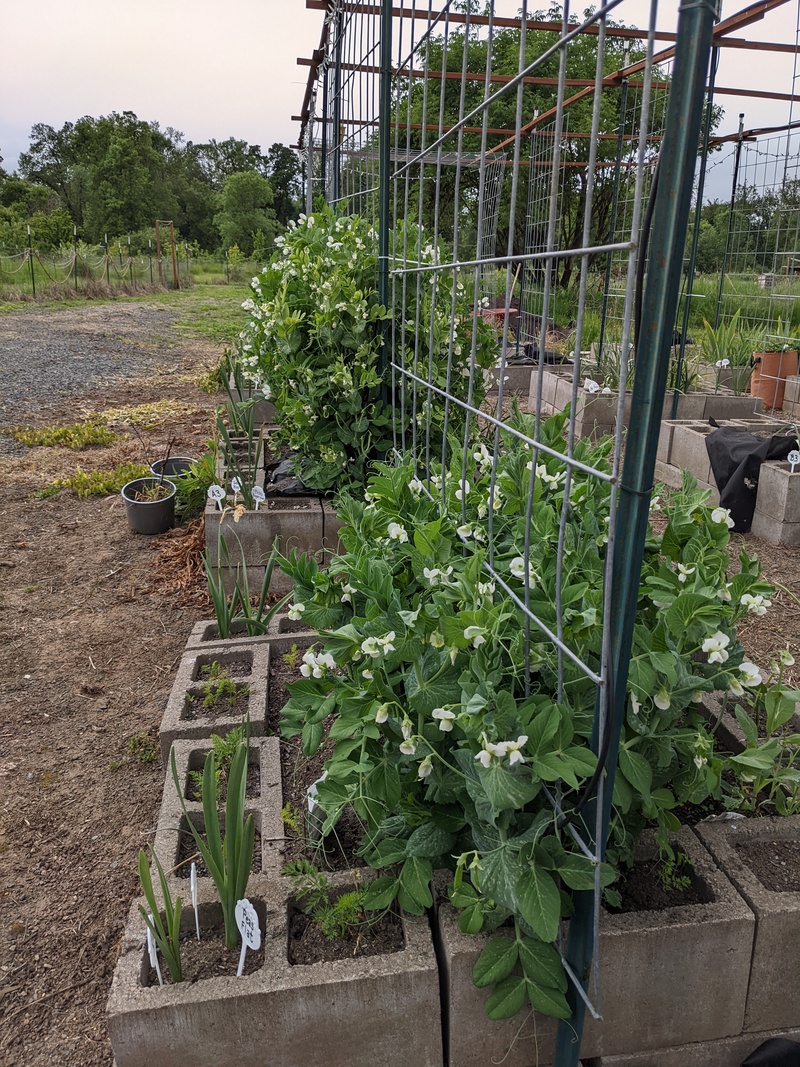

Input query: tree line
[0,111,303,257]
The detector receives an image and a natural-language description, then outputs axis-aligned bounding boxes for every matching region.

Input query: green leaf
[399,856,433,908]
[406,822,457,860]
[473,936,519,988]
[363,876,399,910]
[301,719,324,757]
[478,844,526,913]
[459,901,485,935]
[526,980,572,1019]
[618,746,652,798]
[366,760,402,816]
[527,703,560,756]
[518,935,567,993]
[485,975,527,1020]
[515,864,562,943]
[734,705,759,748]
[365,839,407,868]
[476,759,541,814]
[728,742,780,771]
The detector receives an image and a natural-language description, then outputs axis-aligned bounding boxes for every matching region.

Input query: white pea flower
[694,754,708,770]
[702,631,731,665]
[729,677,745,697]
[340,582,356,604]
[362,669,374,680]
[478,580,495,597]
[418,755,433,779]
[379,632,396,653]
[473,443,492,467]
[432,708,457,732]
[287,602,306,621]
[409,477,425,495]
[779,648,795,667]
[711,507,735,529]
[630,693,642,715]
[649,496,661,513]
[375,704,390,724]
[423,566,443,586]
[654,688,671,711]
[740,661,762,688]
[429,631,444,649]
[463,625,486,649]
[299,650,335,679]
[510,556,537,584]
[503,736,528,766]
[401,717,413,740]
[361,636,381,658]
[717,583,732,602]
[691,691,705,703]
[457,524,473,540]
[399,739,417,756]
[455,480,470,501]
[741,593,771,616]
[676,564,696,584]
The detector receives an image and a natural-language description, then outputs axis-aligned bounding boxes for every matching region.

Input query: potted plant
[751,318,800,411]
[121,475,177,535]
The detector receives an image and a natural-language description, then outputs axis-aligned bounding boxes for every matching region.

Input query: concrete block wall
[107,876,444,1067]
[752,463,800,545]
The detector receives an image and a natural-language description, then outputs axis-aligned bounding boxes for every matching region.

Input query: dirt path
[0,300,222,1066]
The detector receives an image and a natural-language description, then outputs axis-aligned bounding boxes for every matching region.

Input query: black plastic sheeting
[740,1037,800,1066]
[705,424,798,533]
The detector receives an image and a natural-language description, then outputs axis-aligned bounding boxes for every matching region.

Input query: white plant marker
[231,477,242,504]
[306,770,328,844]
[789,450,800,474]
[235,898,261,977]
[146,916,163,987]
[190,862,200,941]
[251,486,265,511]
[208,484,226,511]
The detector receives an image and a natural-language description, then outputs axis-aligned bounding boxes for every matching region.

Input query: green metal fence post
[553,3,721,1064]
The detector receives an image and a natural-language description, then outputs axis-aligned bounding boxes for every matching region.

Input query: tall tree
[214,170,276,255]
[266,143,302,227]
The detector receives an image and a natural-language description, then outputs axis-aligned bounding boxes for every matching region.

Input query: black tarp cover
[705,425,798,533]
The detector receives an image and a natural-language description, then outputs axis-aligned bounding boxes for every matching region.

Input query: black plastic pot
[121,477,176,535]
[149,456,195,479]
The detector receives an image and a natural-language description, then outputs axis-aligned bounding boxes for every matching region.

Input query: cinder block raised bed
[107,874,444,1067]
[484,364,537,396]
[533,368,763,440]
[204,497,343,595]
[696,815,800,1034]
[184,616,316,651]
[437,829,754,1066]
[590,1024,800,1067]
[151,735,283,882]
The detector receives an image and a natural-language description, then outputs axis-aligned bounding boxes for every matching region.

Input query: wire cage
[296,1,729,1062]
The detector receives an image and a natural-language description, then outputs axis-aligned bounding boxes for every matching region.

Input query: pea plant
[236,209,499,493]
[277,409,777,1021]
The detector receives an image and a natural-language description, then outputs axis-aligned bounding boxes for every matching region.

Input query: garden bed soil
[185,760,261,802]
[182,686,251,721]
[735,838,800,892]
[287,901,404,965]
[612,856,714,912]
[1,300,799,1066]
[175,820,263,879]
[144,917,265,985]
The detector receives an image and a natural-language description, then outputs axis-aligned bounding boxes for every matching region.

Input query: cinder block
[591,1026,800,1067]
[656,422,678,466]
[159,644,270,765]
[107,876,444,1067]
[751,511,800,546]
[485,365,534,395]
[438,830,753,1065]
[696,816,800,1033]
[185,617,315,650]
[701,394,762,420]
[152,736,283,880]
[753,462,800,523]
[784,375,800,405]
[668,423,714,484]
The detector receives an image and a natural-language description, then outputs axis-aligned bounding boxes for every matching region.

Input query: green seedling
[283,859,367,940]
[42,461,149,498]
[281,644,300,669]
[281,803,303,836]
[138,849,183,983]
[9,420,116,450]
[187,725,246,799]
[126,732,159,764]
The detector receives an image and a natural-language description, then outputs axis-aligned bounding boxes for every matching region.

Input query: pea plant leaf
[472,935,519,988]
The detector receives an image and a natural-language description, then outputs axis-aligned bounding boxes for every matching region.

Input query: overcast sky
[1,0,797,200]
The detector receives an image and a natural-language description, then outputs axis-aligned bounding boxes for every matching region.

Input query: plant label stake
[146,916,163,987]
[208,485,226,511]
[251,486,265,511]
[235,898,261,977]
[231,477,242,504]
[306,770,328,844]
[789,450,800,474]
[190,862,200,940]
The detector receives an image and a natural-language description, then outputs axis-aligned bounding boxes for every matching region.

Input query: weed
[281,803,304,836]
[197,349,233,393]
[196,664,248,708]
[8,420,116,450]
[282,859,367,940]
[187,724,246,799]
[126,731,159,764]
[100,398,197,428]
[281,644,300,669]
[43,462,149,498]
[656,851,693,894]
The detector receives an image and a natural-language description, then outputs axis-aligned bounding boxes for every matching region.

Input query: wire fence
[303,1,719,1061]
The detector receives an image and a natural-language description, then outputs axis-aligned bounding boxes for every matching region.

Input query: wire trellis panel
[311,1,718,1061]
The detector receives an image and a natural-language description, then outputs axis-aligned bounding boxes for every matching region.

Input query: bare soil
[1,300,799,1065]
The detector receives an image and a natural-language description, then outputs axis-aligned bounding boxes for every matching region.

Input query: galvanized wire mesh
[300,0,722,1038]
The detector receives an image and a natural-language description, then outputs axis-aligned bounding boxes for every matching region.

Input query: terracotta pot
[750,349,799,411]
